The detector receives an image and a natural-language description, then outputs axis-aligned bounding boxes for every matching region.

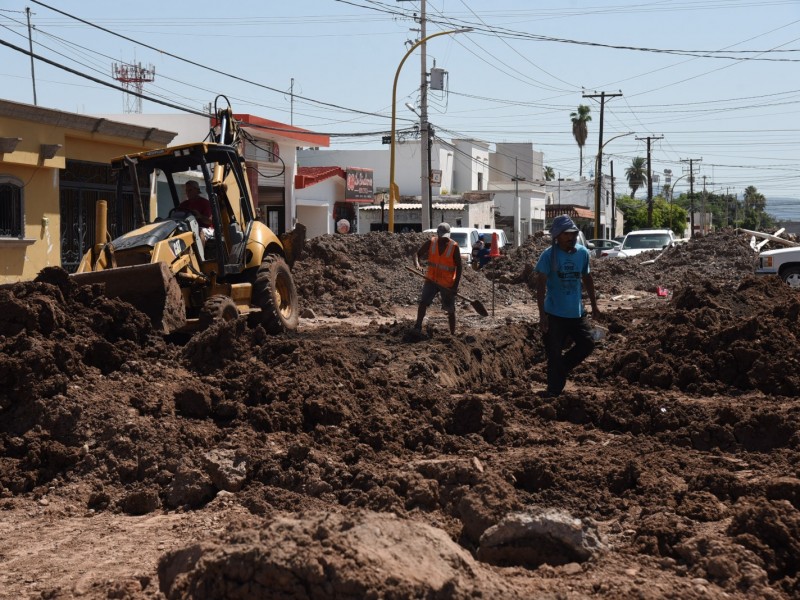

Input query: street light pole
[389,28,470,233]
[592,131,633,239]
[667,173,689,235]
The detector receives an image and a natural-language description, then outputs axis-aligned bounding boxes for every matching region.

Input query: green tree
[570,105,591,177]
[625,157,647,199]
[544,166,555,181]
[617,194,687,237]
[741,185,775,230]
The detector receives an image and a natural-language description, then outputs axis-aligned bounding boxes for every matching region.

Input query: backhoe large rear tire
[253,255,299,333]
[199,295,239,330]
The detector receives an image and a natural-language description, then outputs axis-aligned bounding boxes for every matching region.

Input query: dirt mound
[293,232,527,318]
[158,509,525,599]
[597,275,800,395]
[2,231,800,599]
[590,229,757,295]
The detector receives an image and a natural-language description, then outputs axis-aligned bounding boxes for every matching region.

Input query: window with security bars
[0,178,24,238]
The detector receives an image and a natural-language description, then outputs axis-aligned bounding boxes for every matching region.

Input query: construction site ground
[1,229,799,599]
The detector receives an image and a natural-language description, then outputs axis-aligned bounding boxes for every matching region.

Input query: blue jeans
[543,313,595,394]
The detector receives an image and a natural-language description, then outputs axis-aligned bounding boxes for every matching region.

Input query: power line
[0,37,420,140]
[28,0,398,120]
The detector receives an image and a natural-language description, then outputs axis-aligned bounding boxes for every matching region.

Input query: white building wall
[357,200,494,234]
[98,113,206,145]
[492,186,547,245]
[489,144,545,186]
[463,202,494,230]
[295,176,342,238]
[452,140,490,194]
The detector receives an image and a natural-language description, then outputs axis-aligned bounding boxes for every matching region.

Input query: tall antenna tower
[112,61,156,113]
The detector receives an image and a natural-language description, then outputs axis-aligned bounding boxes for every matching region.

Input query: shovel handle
[404,265,489,317]
[404,265,464,300]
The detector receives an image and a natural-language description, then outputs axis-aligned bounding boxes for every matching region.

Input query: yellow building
[0,99,176,283]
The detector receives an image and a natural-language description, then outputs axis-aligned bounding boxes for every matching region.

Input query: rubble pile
[0,230,799,599]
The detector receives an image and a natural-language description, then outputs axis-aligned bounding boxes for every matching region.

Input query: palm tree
[625,157,648,199]
[544,166,555,181]
[570,105,591,177]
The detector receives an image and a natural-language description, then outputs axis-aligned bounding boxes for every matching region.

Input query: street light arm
[389,28,471,233]
[593,132,633,238]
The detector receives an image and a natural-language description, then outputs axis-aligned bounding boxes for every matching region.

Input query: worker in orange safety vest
[413,222,463,335]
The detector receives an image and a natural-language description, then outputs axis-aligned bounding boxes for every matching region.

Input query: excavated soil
[1,229,800,599]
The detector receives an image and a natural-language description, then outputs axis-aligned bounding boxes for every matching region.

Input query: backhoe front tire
[253,255,299,333]
[199,295,239,330]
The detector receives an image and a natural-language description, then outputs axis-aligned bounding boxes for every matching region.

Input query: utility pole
[610,160,616,236]
[26,7,37,105]
[512,157,526,246]
[583,91,623,238]
[557,173,562,205]
[702,175,708,234]
[289,78,294,126]
[680,158,702,238]
[635,134,663,227]
[427,122,434,227]
[725,187,729,228]
[418,1,432,231]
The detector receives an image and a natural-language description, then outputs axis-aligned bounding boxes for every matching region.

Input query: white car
[588,238,622,258]
[423,227,480,264]
[480,228,509,249]
[612,229,676,258]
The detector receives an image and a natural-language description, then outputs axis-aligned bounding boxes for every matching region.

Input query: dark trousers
[544,313,595,394]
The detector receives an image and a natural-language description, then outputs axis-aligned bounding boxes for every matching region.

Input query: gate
[60,161,136,272]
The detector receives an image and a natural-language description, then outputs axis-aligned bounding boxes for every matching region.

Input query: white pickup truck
[755,247,800,289]
[746,228,800,289]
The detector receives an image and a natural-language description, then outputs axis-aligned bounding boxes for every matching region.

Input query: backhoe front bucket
[279,223,306,268]
[70,262,186,333]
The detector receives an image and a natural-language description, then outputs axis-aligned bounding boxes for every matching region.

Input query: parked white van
[423,227,480,264]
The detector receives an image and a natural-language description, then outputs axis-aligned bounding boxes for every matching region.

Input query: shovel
[404,265,489,317]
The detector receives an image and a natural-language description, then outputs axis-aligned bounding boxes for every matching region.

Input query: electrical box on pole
[430,68,445,91]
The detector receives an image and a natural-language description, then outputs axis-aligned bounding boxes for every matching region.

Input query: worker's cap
[550,215,579,238]
[436,222,451,238]
[478,233,485,240]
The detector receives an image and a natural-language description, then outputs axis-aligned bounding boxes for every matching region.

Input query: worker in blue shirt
[535,215,601,397]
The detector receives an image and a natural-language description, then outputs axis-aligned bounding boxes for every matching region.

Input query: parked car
[755,246,800,289]
[481,228,509,250]
[588,238,622,258]
[612,229,676,258]
[423,227,480,265]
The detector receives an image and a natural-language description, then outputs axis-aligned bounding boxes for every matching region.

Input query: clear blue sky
[2,0,799,217]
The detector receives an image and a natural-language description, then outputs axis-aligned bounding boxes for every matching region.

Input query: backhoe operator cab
[73,106,303,335]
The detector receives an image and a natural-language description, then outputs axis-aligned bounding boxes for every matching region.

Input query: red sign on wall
[345,167,374,201]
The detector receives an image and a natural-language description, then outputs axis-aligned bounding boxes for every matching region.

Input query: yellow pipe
[92,200,107,268]
[389,28,470,233]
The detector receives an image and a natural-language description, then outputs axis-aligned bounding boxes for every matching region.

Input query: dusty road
[0,230,798,599]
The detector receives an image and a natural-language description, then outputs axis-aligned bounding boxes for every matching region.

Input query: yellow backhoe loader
[71,101,303,334]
